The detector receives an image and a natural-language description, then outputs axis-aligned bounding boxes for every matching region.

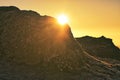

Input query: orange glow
[1,0,120,47]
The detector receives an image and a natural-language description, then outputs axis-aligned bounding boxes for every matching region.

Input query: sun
[57,14,68,25]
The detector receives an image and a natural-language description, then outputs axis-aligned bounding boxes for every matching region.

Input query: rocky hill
[0,6,120,80]
[76,36,120,60]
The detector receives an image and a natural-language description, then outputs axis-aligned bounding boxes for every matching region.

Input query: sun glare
[57,14,68,25]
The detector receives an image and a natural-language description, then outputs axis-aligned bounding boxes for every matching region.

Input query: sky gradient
[0,0,120,47]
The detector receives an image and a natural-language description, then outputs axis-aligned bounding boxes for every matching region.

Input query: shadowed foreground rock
[0,6,120,80]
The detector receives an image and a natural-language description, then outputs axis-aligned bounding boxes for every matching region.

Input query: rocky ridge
[0,6,120,80]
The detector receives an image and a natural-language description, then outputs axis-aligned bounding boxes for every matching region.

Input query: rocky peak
[0,6,20,11]
[0,6,84,67]
[76,36,120,60]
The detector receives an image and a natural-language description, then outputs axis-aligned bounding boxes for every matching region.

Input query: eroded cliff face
[0,6,84,69]
[0,6,120,80]
[76,36,120,60]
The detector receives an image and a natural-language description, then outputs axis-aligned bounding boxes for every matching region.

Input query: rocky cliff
[76,36,120,60]
[0,6,120,80]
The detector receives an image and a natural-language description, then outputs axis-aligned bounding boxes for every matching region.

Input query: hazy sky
[0,0,120,47]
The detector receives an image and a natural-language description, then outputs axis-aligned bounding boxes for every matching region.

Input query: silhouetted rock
[0,6,20,11]
[0,6,120,80]
[76,36,120,60]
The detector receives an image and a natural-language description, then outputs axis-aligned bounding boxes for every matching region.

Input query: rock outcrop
[0,6,120,80]
[76,36,120,60]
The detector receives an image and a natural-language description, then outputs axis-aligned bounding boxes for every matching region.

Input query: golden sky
[0,0,120,47]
